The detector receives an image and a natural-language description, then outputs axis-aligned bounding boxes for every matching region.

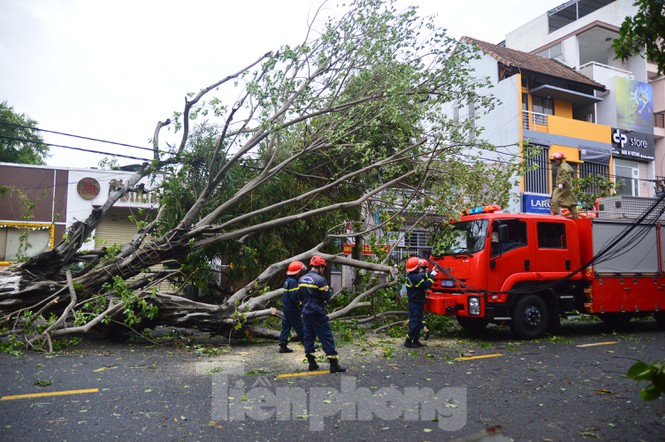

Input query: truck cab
[425,211,585,338]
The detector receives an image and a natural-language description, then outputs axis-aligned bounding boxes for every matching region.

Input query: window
[579,161,610,209]
[537,222,567,249]
[391,230,432,262]
[614,159,639,196]
[491,219,527,257]
[537,43,562,60]
[524,145,550,194]
[532,96,554,125]
[435,220,489,256]
[522,93,529,129]
[0,224,53,262]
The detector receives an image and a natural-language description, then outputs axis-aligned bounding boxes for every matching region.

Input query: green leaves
[626,360,665,401]
[612,0,665,75]
[0,101,49,165]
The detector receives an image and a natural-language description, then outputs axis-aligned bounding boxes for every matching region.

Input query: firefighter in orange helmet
[550,152,579,219]
[404,256,436,348]
[278,261,306,353]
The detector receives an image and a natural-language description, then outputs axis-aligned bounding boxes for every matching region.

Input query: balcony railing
[522,111,550,132]
[578,61,633,83]
[578,61,633,76]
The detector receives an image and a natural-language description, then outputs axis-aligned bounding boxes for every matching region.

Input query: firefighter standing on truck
[404,256,436,348]
[550,151,579,219]
[299,256,347,373]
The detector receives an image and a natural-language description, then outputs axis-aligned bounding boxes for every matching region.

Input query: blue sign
[522,193,551,214]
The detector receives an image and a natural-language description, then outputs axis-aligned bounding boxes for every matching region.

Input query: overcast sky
[1,0,566,168]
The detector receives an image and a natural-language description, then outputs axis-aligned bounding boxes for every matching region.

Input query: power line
[0,134,151,162]
[0,119,155,152]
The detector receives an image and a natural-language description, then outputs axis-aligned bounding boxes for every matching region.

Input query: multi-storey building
[459,36,612,214]
[504,0,661,197]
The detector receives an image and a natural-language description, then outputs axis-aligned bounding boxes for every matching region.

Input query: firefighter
[299,255,347,373]
[278,261,306,353]
[550,151,579,219]
[404,256,436,348]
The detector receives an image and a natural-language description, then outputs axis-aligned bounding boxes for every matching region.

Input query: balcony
[578,61,633,85]
[522,111,610,140]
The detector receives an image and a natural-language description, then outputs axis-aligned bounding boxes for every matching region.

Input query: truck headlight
[468,297,480,315]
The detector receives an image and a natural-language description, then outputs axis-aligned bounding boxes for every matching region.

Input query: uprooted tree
[0,0,521,351]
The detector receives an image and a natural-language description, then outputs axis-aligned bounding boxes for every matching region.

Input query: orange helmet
[550,152,565,160]
[309,255,327,267]
[406,256,421,273]
[287,261,306,275]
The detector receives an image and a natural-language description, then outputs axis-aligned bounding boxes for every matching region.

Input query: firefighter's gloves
[557,183,563,189]
[430,269,438,277]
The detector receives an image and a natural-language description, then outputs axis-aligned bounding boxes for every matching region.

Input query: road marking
[276,370,330,379]
[576,341,618,348]
[455,353,503,361]
[0,388,99,401]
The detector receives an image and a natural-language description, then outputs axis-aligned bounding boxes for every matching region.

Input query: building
[459,36,612,214]
[504,0,661,198]
[0,162,157,265]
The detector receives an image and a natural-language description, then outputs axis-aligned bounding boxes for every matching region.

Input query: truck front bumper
[425,292,465,315]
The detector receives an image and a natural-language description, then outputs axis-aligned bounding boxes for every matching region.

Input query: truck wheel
[654,311,665,329]
[510,295,550,339]
[457,316,489,334]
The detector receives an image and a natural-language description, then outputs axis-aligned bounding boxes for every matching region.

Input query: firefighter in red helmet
[550,152,579,219]
[298,255,347,373]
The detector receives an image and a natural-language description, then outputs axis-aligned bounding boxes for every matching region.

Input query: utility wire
[0,119,154,152]
[0,134,151,162]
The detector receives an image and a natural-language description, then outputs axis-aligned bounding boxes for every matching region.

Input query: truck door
[533,220,572,272]
[487,219,530,291]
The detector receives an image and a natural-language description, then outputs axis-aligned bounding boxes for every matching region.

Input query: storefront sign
[522,193,551,214]
[611,128,655,161]
[76,177,101,200]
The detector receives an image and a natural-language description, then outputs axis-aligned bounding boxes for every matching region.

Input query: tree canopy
[0,0,518,351]
[0,101,49,165]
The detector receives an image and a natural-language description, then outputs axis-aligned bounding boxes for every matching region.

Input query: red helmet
[406,256,421,273]
[309,255,327,267]
[550,151,565,160]
[287,261,306,275]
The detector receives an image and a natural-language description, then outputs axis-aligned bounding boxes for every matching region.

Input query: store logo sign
[612,128,627,148]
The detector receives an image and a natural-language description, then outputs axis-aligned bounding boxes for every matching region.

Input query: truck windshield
[440,219,488,255]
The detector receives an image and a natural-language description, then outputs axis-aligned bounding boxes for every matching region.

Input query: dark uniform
[405,268,434,347]
[299,270,337,356]
[278,275,304,346]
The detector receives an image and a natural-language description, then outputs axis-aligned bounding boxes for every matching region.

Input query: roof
[461,36,606,91]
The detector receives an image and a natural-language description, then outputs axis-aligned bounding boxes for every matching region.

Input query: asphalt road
[1,319,664,441]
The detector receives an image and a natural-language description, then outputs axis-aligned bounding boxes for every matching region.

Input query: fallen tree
[0,0,512,351]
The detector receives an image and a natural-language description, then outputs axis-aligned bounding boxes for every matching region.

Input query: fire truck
[424,196,665,339]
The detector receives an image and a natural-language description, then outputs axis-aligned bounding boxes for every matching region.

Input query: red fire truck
[425,197,665,339]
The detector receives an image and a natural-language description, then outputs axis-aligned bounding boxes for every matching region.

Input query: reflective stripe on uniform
[299,283,330,291]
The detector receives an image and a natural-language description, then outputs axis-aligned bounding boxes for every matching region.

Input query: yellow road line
[1,388,99,401]
[576,341,618,348]
[276,370,330,379]
[455,353,503,361]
